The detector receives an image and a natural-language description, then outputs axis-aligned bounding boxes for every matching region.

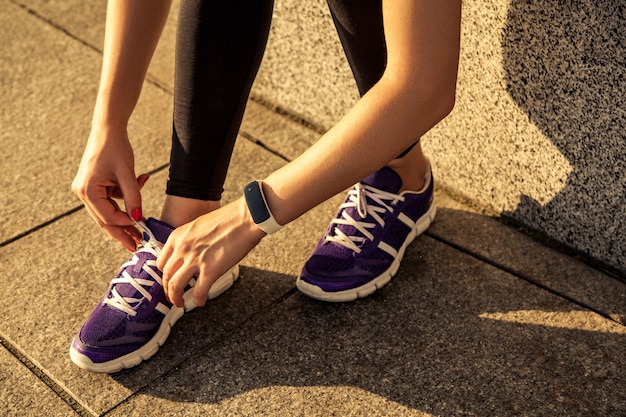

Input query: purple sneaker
[69,218,239,373]
[297,166,435,302]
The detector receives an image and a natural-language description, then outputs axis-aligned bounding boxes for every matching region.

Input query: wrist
[236,196,268,242]
[90,115,129,134]
[242,180,283,235]
[92,97,132,131]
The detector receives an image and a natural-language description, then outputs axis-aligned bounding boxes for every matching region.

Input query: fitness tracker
[243,180,283,234]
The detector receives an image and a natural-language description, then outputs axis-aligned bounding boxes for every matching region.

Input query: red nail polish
[131,208,142,221]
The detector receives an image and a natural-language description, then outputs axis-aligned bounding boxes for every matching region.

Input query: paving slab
[109,236,626,417]
[430,191,626,324]
[1,0,172,243]
[1,344,79,417]
[16,0,177,91]
[241,100,320,162]
[252,0,359,130]
[16,0,323,165]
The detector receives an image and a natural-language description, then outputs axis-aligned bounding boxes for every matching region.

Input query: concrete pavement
[1,1,625,415]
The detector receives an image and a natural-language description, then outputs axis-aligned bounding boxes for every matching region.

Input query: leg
[326,0,428,192]
[299,0,459,301]
[70,0,276,373]
[162,0,274,226]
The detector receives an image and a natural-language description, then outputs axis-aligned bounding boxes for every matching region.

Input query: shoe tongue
[362,167,403,194]
[328,168,402,250]
[110,218,173,304]
[145,217,174,244]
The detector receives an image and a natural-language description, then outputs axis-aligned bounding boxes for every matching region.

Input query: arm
[158,0,461,306]
[263,0,460,225]
[72,0,172,251]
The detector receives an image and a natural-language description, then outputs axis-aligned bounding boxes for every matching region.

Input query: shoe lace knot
[102,221,164,316]
[325,183,404,253]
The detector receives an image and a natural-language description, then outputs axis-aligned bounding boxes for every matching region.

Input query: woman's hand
[157,197,266,308]
[71,126,149,251]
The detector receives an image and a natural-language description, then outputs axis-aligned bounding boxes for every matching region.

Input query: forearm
[262,0,461,229]
[93,0,172,129]
[262,75,455,226]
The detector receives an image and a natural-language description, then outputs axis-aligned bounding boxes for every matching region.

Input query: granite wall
[251,0,626,275]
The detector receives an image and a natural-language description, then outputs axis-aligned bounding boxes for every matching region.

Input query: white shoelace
[325,183,404,253]
[102,221,164,316]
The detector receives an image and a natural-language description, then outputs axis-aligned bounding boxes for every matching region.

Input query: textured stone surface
[241,100,320,162]
[0,345,78,417]
[0,0,172,243]
[430,191,626,324]
[15,0,626,273]
[251,0,626,274]
[253,0,359,129]
[0,137,325,415]
[111,237,626,417]
[17,0,177,90]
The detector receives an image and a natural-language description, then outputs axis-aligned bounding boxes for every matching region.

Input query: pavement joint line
[424,230,626,327]
[10,1,320,135]
[0,206,84,249]
[0,164,170,249]
[0,333,93,417]
[10,0,173,98]
[11,0,327,141]
[248,95,327,136]
[239,130,292,163]
[10,0,101,55]
[499,215,626,283]
[101,286,300,416]
[144,74,173,95]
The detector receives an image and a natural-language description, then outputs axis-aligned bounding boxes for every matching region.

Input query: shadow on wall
[501,0,626,274]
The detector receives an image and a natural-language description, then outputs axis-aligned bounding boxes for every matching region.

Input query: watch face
[244,181,271,223]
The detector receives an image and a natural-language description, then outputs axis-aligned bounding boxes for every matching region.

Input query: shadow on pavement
[110,222,626,416]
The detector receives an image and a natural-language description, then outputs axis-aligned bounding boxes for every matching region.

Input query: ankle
[385,144,429,193]
[160,195,221,227]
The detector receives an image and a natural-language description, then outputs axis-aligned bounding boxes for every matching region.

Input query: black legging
[167,0,408,201]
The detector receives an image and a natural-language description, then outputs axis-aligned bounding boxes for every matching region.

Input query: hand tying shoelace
[70,217,241,373]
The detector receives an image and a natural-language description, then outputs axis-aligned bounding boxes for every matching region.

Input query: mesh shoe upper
[73,218,175,363]
[300,166,434,294]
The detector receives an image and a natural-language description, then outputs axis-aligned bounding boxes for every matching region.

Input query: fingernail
[131,208,142,221]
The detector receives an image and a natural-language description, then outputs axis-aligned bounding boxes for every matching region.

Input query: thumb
[117,171,143,221]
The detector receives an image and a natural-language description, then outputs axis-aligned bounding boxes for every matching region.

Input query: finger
[104,225,139,252]
[122,224,143,244]
[86,186,137,227]
[157,240,174,273]
[167,264,195,308]
[81,204,133,249]
[192,268,218,308]
[159,244,182,303]
[105,197,143,242]
[116,168,143,221]
[110,173,150,200]
[137,173,150,190]
[75,177,134,228]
